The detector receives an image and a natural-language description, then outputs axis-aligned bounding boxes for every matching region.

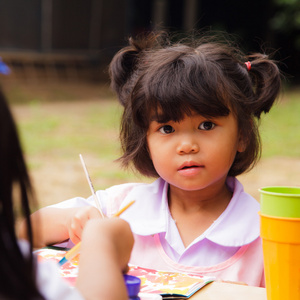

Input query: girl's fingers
[69,206,102,243]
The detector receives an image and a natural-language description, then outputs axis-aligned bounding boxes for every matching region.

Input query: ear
[237,133,247,153]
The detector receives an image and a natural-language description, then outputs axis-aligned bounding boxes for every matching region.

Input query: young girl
[25,32,282,287]
[0,62,133,300]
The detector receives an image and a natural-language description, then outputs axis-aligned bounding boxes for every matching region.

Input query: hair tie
[245,61,251,71]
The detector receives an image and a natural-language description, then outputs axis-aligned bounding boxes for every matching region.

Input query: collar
[120,177,260,247]
[121,178,169,235]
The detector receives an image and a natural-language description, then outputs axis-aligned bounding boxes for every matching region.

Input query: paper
[35,247,214,299]
[34,247,78,286]
[127,265,214,298]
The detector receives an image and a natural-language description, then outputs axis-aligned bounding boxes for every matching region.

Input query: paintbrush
[79,154,104,218]
[58,200,135,267]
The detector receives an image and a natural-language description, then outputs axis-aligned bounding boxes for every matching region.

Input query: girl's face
[146,112,245,193]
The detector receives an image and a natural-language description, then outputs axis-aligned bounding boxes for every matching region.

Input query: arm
[18,206,102,248]
[76,218,134,300]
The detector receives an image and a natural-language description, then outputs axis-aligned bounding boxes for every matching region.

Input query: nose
[176,137,200,155]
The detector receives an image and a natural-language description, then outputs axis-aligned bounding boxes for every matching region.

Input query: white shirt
[52,177,260,266]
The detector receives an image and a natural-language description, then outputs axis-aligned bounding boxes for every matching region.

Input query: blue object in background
[0,58,10,75]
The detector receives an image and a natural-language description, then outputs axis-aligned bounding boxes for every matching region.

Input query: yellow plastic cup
[259,186,300,218]
[260,213,300,300]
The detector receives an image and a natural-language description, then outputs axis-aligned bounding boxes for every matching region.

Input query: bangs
[131,48,231,128]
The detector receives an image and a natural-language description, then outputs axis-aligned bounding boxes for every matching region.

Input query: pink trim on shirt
[154,234,250,273]
[129,234,265,287]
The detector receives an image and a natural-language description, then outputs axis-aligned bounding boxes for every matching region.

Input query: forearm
[18,207,81,248]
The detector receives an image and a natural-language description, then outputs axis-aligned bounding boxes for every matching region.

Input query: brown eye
[159,125,174,134]
[199,122,215,131]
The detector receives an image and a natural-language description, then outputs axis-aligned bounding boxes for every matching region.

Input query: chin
[171,183,206,192]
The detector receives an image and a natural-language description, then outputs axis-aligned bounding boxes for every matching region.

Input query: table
[190,281,267,300]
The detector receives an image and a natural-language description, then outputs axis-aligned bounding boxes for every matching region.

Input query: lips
[177,161,204,178]
[178,161,203,171]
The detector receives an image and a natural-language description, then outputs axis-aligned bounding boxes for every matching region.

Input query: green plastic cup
[259,186,300,218]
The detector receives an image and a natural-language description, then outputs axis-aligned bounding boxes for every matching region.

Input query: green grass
[7,82,144,192]
[7,82,300,193]
[19,101,122,159]
[20,107,121,168]
[260,89,300,157]
[12,85,300,161]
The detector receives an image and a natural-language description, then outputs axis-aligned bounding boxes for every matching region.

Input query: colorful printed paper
[34,247,78,286]
[34,247,215,298]
[127,265,214,298]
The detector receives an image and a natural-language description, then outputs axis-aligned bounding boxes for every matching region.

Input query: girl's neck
[167,180,232,247]
[168,179,232,214]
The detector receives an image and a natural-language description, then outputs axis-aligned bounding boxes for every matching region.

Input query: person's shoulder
[105,178,163,194]
[103,179,163,216]
[229,177,259,204]
[104,181,150,197]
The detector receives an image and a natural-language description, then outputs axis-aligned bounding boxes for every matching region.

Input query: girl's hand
[85,218,134,272]
[67,206,103,244]
[76,218,134,300]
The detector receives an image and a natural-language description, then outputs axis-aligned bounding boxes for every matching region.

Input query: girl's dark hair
[0,87,44,299]
[109,32,282,178]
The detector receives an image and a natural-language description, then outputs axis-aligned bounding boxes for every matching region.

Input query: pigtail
[109,41,141,106]
[109,32,165,106]
[246,53,281,118]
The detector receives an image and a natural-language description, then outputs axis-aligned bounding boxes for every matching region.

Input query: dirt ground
[28,155,300,208]
[237,157,300,200]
